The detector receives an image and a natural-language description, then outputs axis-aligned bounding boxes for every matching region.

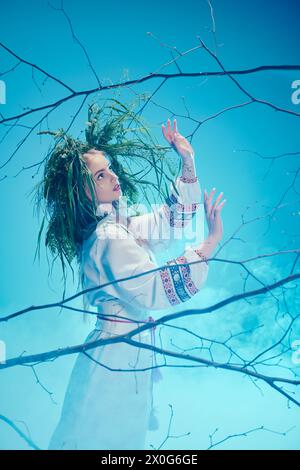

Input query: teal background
[0,0,299,449]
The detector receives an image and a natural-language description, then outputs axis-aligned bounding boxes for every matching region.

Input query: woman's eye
[97,166,112,180]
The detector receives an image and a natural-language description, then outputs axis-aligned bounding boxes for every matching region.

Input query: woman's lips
[113,184,120,191]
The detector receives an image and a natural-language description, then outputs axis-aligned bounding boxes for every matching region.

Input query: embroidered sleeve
[87,224,209,312]
[128,175,202,254]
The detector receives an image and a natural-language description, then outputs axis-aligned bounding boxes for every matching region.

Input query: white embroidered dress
[48,175,209,450]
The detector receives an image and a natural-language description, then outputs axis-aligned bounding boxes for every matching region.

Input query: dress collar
[96,201,114,218]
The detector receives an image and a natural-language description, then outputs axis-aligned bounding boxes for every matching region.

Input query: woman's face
[83,149,122,204]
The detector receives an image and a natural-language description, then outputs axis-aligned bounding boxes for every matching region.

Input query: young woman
[41,109,225,450]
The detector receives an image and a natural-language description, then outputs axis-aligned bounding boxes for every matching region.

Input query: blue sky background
[0,0,300,450]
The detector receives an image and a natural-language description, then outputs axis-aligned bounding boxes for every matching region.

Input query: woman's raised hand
[162,118,195,160]
[204,188,226,243]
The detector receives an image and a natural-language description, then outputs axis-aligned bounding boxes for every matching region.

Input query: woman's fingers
[162,118,177,143]
[167,118,177,136]
[212,197,227,219]
[208,187,216,203]
[162,124,172,144]
[174,118,177,134]
[204,188,226,216]
[162,126,170,143]
[215,199,227,211]
[211,192,223,212]
[167,118,171,135]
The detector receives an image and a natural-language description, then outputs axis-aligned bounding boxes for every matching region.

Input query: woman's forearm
[193,235,219,264]
[180,155,197,182]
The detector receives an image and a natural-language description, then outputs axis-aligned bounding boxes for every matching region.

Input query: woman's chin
[113,190,122,199]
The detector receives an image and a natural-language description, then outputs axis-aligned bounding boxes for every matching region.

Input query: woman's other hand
[204,188,226,243]
[162,118,195,160]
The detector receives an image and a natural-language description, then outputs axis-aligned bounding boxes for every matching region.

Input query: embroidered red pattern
[179,175,198,183]
[159,268,181,305]
[176,255,199,295]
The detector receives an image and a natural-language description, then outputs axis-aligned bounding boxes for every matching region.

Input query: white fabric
[128,176,202,254]
[48,175,209,450]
